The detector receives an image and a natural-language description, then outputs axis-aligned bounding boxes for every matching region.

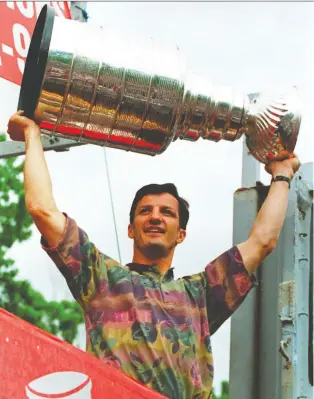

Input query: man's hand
[7,111,40,142]
[265,153,301,180]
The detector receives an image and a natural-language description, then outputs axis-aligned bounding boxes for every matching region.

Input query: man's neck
[132,247,174,275]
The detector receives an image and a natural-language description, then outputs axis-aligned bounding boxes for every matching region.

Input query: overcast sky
[2,2,314,394]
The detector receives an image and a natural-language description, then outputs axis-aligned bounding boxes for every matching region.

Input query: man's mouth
[144,227,165,235]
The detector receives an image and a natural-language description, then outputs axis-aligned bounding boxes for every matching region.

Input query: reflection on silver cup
[25,371,92,399]
[18,6,302,164]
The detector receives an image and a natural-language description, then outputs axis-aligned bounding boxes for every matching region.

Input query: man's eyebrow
[138,204,177,211]
[161,205,178,213]
[138,204,152,210]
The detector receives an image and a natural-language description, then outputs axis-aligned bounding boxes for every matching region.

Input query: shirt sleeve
[204,246,257,335]
[41,215,119,310]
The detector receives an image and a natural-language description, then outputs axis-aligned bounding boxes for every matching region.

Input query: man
[8,111,300,399]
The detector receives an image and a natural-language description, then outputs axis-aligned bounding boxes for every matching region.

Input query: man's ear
[128,223,134,239]
[176,229,186,245]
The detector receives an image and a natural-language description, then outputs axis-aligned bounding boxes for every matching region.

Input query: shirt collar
[126,262,174,281]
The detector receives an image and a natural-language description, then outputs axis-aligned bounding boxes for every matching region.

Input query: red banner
[0,1,71,86]
[0,309,167,399]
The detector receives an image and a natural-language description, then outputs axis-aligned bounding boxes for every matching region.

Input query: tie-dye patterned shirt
[42,216,256,399]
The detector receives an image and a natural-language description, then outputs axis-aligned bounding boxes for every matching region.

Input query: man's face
[128,193,186,258]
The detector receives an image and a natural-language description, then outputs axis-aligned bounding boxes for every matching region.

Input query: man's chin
[143,243,168,258]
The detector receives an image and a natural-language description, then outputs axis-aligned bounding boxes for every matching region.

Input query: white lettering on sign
[2,44,14,56]
[17,57,25,74]
[13,23,30,58]
[16,2,34,19]
[5,2,15,10]
[12,23,30,73]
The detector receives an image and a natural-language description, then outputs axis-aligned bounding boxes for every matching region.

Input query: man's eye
[164,209,174,216]
[139,208,149,214]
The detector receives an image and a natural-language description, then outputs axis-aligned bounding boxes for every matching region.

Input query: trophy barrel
[18,5,184,156]
[174,73,247,143]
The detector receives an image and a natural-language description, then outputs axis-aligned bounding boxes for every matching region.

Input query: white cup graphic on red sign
[25,371,92,399]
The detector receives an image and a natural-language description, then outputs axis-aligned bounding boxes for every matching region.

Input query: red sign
[0,309,167,399]
[0,1,71,86]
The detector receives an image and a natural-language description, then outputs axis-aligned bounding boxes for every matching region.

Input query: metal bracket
[0,135,85,159]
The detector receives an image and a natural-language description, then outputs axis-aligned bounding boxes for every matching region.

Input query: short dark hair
[129,183,189,230]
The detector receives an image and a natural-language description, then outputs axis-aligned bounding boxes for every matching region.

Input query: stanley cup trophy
[18,6,302,164]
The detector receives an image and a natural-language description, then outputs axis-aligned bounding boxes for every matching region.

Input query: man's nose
[149,209,162,223]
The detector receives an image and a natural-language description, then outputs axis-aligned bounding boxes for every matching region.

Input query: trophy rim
[17,5,55,119]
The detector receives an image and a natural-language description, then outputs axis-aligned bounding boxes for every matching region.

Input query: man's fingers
[8,113,22,125]
[292,156,301,171]
[267,152,297,163]
[10,110,24,121]
[267,150,293,161]
[264,164,271,174]
[8,112,35,128]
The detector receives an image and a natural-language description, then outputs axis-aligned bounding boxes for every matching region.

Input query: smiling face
[128,192,186,260]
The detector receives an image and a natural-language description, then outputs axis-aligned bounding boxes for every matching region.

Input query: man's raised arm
[7,111,66,247]
[237,154,301,275]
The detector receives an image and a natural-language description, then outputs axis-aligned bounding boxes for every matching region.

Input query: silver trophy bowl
[18,6,302,163]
